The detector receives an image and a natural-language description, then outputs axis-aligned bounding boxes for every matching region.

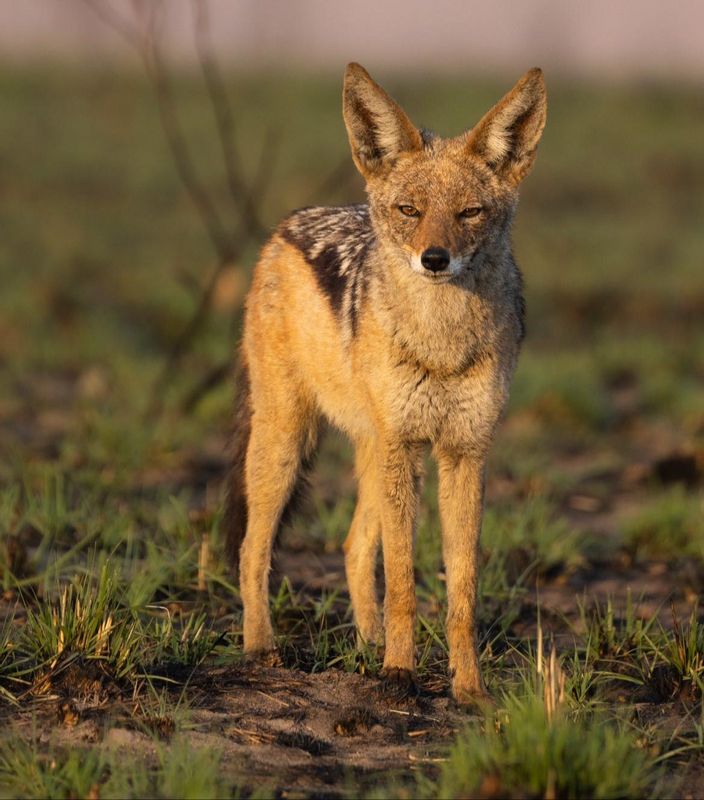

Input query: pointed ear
[343,62,423,179]
[466,68,547,184]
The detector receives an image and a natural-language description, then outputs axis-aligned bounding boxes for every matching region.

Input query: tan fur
[230,63,547,701]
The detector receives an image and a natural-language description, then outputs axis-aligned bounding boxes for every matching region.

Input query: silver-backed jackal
[226,63,546,702]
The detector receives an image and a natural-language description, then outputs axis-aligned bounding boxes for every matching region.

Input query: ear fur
[343,62,423,179]
[467,68,547,184]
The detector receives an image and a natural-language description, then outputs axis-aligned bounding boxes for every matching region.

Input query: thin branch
[146,252,240,418]
[308,154,357,204]
[191,0,267,238]
[84,0,237,264]
[250,124,281,214]
[140,11,237,263]
[82,0,142,49]
[181,359,231,413]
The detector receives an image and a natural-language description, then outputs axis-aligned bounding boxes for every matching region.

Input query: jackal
[226,63,546,702]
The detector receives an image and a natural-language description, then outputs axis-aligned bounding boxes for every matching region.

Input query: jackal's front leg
[436,450,488,703]
[377,442,422,684]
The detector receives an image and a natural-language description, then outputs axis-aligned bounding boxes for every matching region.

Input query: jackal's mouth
[419,270,454,283]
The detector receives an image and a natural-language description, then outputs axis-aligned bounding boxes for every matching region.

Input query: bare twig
[146,254,239,417]
[82,0,142,49]
[249,124,281,215]
[309,154,357,205]
[181,359,231,413]
[191,0,267,238]
[141,8,237,263]
[85,0,237,264]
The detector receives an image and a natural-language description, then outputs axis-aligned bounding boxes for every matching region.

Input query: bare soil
[6,662,470,798]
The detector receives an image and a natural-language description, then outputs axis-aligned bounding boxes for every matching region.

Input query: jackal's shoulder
[277,204,374,333]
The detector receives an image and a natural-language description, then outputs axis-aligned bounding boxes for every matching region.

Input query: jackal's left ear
[343,63,423,179]
[466,68,547,184]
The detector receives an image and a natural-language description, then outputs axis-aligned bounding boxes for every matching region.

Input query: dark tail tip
[224,360,251,578]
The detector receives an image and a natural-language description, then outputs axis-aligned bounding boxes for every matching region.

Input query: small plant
[21,561,144,688]
[504,622,603,712]
[0,738,104,800]
[307,600,364,674]
[437,694,658,799]
[536,632,566,721]
[0,734,235,800]
[130,681,193,741]
[646,606,704,701]
[579,593,657,661]
[561,644,602,707]
[103,737,232,799]
[155,737,226,800]
[0,616,23,704]
[149,609,221,669]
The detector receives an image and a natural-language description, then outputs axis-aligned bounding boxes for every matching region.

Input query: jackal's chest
[388,358,511,451]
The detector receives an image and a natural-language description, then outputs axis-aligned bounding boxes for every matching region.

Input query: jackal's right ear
[466,68,547,184]
[343,63,423,179]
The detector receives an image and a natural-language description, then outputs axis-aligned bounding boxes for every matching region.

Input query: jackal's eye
[398,205,421,217]
[458,206,484,219]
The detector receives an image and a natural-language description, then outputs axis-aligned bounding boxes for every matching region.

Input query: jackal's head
[343,64,546,283]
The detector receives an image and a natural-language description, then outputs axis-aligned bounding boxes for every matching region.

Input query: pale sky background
[1,0,703,79]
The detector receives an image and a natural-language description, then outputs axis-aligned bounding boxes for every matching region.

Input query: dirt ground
[4,659,469,797]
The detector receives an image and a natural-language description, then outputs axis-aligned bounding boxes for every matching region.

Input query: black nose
[420,247,450,273]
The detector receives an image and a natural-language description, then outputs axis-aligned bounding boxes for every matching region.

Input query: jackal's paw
[379,667,418,697]
[243,649,282,668]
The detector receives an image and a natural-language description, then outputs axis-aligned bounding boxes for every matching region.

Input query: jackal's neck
[369,243,519,377]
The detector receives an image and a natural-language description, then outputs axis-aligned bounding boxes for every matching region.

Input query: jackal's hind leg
[239,400,317,656]
[344,439,382,646]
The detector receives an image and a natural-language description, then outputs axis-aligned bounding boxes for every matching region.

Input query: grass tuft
[646,606,704,702]
[0,738,104,800]
[438,695,659,800]
[21,562,143,689]
[0,734,236,800]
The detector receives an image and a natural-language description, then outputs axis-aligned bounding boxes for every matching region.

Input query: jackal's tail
[224,359,251,575]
